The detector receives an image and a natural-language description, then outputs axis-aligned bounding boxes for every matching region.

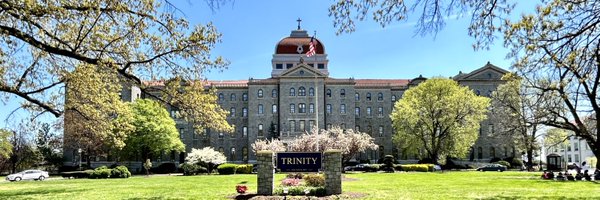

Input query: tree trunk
[526,149,534,171]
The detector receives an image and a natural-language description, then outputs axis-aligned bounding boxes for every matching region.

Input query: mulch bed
[230,192,366,200]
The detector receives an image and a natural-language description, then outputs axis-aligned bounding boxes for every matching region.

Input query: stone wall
[323,150,342,195]
[257,151,274,195]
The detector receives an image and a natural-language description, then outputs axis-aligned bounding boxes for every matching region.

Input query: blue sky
[0,0,537,129]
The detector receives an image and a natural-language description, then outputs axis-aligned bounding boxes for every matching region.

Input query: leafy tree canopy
[391,78,490,164]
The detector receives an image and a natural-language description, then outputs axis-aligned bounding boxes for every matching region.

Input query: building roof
[275,29,325,54]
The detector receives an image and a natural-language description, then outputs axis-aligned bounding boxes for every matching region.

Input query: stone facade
[63,28,513,167]
[256,151,274,195]
[323,150,342,195]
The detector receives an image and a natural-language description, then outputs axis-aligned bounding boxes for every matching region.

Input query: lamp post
[77,148,82,170]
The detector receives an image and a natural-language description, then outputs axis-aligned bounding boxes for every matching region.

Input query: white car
[5,170,49,182]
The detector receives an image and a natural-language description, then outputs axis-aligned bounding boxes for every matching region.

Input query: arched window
[230,107,236,117]
[298,87,306,96]
[257,89,263,98]
[258,124,264,136]
[230,147,236,160]
[366,93,372,101]
[309,104,314,113]
[309,87,315,96]
[391,95,396,102]
[355,93,360,101]
[290,104,295,113]
[340,104,346,114]
[340,89,346,98]
[355,125,360,131]
[242,93,248,101]
[326,89,331,97]
[377,93,383,101]
[272,104,277,113]
[242,107,248,117]
[477,147,483,159]
[289,88,295,96]
[258,104,264,114]
[298,103,306,113]
[230,93,236,101]
[272,89,277,98]
[218,93,224,101]
[242,147,248,161]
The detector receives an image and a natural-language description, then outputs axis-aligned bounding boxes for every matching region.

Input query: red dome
[275,37,325,54]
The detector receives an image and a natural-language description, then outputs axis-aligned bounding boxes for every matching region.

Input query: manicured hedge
[217,163,237,175]
[235,164,253,174]
[399,164,434,172]
[89,165,131,179]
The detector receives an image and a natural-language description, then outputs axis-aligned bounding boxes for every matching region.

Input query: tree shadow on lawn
[482,195,596,200]
[0,188,86,198]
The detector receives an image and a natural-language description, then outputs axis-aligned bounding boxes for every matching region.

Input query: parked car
[5,170,49,182]
[477,164,507,172]
[344,164,370,171]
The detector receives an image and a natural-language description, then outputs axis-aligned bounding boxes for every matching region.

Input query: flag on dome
[306,36,316,57]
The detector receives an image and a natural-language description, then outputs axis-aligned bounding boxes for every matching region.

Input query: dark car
[477,164,507,172]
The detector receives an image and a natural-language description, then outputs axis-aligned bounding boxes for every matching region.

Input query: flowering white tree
[289,126,378,163]
[250,126,378,162]
[185,147,226,174]
[251,138,286,153]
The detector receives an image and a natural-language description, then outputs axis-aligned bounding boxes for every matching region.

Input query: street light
[78,148,82,170]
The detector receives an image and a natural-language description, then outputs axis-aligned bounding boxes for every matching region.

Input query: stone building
[64,26,512,168]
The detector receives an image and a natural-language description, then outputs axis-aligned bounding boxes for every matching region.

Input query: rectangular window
[300,120,305,132]
[568,155,572,162]
[340,104,346,114]
[378,107,383,117]
[243,108,248,117]
[179,128,184,139]
[309,104,314,113]
[299,103,306,113]
[379,126,384,137]
[243,126,248,137]
[574,142,579,151]
[258,104,264,114]
[355,107,360,116]
[272,104,277,113]
[326,104,332,114]
[308,63,314,67]
[286,63,293,69]
[567,144,571,151]
[290,104,295,113]
[367,107,372,116]
[275,63,283,69]
[575,154,580,163]
[258,124,264,137]
[488,124,494,134]
[289,120,296,132]
[317,64,325,69]
[309,120,315,132]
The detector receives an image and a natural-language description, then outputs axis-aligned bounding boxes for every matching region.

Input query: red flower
[236,185,248,194]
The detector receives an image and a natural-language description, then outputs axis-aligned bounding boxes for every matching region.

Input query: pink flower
[281,178,301,186]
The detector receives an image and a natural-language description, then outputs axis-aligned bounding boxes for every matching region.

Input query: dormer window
[286,63,293,69]
[276,64,283,69]
[308,63,314,68]
[317,64,325,69]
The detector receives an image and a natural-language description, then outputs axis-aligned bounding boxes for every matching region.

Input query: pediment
[279,63,326,78]
[456,62,509,81]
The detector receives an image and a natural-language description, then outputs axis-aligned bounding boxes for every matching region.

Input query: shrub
[90,168,112,179]
[110,166,131,178]
[494,161,511,168]
[151,163,177,174]
[286,173,304,179]
[281,178,301,186]
[180,163,208,175]
[95,165,109,170]
[401,164,432,172]
[364,164,380,172]
[217,163,237,175]
[274,186,326,196]
[235,164,253,174]
[304,174,325,187]
[393,164,403,171]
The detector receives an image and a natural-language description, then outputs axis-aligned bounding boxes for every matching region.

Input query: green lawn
[1,172,599,199]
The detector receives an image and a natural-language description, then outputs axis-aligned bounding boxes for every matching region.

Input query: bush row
[396,164,435,172]
[274,186,326,196]
[216,163,254,175]
[89,165,131,179]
